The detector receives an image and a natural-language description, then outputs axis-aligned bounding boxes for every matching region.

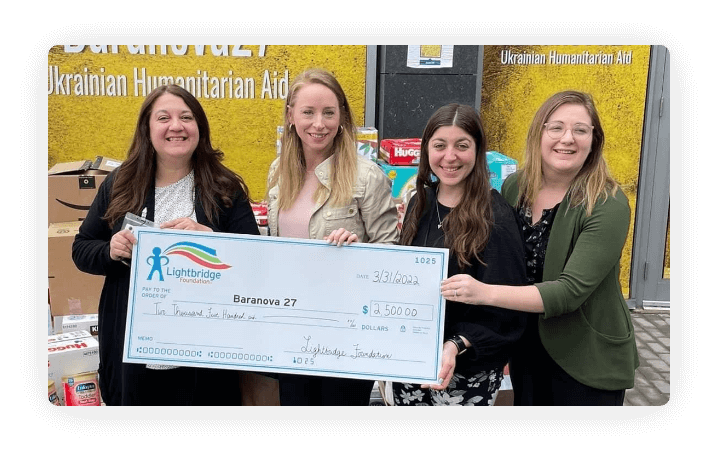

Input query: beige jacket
[267,155,399,244]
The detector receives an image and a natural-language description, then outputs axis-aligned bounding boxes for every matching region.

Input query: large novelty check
[123,227,448,384]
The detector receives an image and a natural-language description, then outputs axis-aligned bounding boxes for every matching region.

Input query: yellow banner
[481,45,651,296]
[48,45,367,199]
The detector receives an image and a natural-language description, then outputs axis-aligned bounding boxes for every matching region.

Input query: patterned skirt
[391,367,503,406]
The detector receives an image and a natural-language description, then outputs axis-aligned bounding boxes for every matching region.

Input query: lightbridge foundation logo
[147,241,231,284]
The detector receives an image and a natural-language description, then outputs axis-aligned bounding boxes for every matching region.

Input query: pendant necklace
[436,190,444,230]
[424,189,446,248]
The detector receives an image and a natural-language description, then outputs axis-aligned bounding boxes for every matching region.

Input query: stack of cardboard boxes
[48,156,120,318]
[47,156,121,405]
[378,138,422,202]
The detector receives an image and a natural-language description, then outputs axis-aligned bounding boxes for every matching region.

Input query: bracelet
[447,335,468,355]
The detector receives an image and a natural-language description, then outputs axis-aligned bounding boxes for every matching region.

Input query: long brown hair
[103,84,251,227]
[267,68,357,209]
[519,90,618,215]
[400,104,493,268]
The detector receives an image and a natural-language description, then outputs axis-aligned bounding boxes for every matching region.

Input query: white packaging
[48,330,100,404]
[53,314,98,339]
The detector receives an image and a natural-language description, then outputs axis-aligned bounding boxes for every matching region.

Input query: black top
[517,202,560,285]
[406,187,528,375]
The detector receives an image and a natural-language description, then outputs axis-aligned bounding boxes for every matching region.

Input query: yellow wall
[48,45,367,200]
[480,45,651,297]
[48,44,656,295]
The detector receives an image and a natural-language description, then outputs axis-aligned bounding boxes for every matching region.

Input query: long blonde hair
[267,68,357,209]
[519,90,618,215]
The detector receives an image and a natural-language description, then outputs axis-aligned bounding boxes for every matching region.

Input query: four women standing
[70,72,637,406]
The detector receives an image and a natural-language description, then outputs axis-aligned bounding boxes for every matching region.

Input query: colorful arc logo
[163,242,231,270]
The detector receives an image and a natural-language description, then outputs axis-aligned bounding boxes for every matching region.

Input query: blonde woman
[443,91,638,405]
[267,69,399,405]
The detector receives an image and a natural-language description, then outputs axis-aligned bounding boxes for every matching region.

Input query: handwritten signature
[300,336,393,360]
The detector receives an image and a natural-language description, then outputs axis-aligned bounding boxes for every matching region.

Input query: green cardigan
[502,172,638,390]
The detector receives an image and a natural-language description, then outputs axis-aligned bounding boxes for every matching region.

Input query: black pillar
[376,45,481,141]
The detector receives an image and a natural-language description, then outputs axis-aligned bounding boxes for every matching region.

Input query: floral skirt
[392,367,503,406]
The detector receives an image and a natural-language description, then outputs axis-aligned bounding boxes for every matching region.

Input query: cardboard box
[48,156,121,224]
[47,330,100,405]
[48,221,104,317]
[377,160,419,199]
[486,151,518,191]
[53,314,99,339]
[48,330,92,344]
[379,138,421,165]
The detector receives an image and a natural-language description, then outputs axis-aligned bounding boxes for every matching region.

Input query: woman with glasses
[441,91,638,405]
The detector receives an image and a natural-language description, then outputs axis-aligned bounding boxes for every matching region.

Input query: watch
[448,335,468,355]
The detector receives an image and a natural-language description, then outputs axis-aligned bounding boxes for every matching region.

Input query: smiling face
[427,125,477,196]
[540,103,593,180]
[287,83,341,159]
[149,93,199,167]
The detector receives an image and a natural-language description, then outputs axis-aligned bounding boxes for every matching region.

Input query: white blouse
[146,170,195,371]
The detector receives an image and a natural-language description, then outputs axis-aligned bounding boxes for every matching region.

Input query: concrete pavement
[625,309,670,406]
[369,308,670,406]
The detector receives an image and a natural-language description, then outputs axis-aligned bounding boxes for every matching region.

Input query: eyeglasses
[543,122,594,140]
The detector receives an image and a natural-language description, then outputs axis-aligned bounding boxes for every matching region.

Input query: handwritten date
[373,269,419,285]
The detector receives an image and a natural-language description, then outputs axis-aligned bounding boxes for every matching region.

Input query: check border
[123,229,448,384]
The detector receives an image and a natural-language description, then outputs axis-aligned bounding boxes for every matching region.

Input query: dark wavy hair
[400,103,493,268]
[103,84,251,227]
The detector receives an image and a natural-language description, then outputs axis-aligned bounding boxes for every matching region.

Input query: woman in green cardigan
[441,91,638,405]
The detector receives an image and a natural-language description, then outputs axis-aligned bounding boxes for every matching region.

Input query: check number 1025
[415,256,436,264]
